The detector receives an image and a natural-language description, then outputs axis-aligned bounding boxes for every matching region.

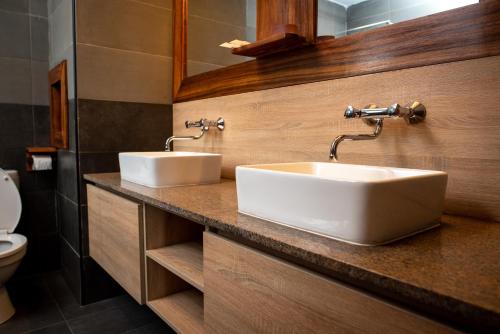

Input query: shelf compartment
[148,289,204,334]
[145,205,204,250]
[146,258,204,334]
[147,242,204,292]
[25,147,57,172]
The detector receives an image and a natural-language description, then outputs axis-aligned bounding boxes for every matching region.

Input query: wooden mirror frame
[173,0,500,103]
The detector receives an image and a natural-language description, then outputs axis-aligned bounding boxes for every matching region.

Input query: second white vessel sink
[119,152,222,187]
[236,162,447,245]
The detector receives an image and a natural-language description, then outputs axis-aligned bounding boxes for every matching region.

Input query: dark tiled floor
[0,271,175,334]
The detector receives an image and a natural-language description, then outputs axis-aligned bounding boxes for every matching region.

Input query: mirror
[318,0,479,37]
[187,0,256,77]
[174,0,488,103]
[183,0,481,78]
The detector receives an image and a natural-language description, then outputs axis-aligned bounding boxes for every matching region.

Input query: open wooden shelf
[148,289,204,334]
[144,205,206,330]
[147,242,204,292]
[25,147,57,172]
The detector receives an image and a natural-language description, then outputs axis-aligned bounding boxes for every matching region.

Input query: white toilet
[0,169,27,324]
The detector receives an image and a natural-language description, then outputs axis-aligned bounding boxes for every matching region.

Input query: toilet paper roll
[32,155,52,171]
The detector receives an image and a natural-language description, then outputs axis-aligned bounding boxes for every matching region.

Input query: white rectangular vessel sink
[236,162,448,246]
[119,152,222,188]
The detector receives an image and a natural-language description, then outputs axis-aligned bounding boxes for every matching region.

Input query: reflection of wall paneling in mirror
[318,0,479,37]
[187,0,256,77]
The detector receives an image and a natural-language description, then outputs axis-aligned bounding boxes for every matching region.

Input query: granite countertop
[84,173,500,332]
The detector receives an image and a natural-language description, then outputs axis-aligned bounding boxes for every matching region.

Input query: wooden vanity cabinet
[85,184,462,333]
[204,232,460,334]
[87,185,144,304]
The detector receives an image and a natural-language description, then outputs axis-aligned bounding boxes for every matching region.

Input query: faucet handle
[344,106,361,118]
[207,117,225,131]
[405,101,426,124]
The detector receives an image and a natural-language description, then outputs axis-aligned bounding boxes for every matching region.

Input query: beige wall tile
[0,57,32,105]
[76,0,172,56]
[77,44,172,104]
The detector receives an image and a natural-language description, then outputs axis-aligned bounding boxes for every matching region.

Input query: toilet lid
[0,168,22,233]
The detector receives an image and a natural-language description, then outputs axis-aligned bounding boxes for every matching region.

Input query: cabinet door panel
[204,232,459,334]
[88,184,144,303]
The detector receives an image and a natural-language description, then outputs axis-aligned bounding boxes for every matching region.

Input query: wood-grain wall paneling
[87,185,145,304]
[173,56,500,222]
[204,232,460,334]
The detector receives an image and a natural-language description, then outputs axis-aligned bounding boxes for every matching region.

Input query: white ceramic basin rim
[119,151,222,188]
[236,162,448,246]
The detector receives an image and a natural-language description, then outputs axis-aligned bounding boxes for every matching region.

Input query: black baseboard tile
[57,192,81,255]
[60,236,82,304]
[56,150,79,202]
[81,256,125,305]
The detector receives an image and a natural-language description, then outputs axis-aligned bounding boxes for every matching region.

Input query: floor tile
[26,322,72,334]
[1,271,174,334]
[0,276,64,333]
[43,271,131,320]
[123,319,175,334]
[67,301,157,334]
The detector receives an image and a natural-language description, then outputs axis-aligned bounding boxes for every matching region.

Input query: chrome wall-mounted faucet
[329,101,426,161]
[165,117,225,151]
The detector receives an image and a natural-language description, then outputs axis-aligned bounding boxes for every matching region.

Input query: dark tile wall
[0,0,49,106]
[55,98,82,302]
[73,99,172,304]
[0,0,56,276]
[0,103,58,275]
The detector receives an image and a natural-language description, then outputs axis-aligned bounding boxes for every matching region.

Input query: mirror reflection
[187,0,256,77]
[186,0,480,77]
[318,0,479,37]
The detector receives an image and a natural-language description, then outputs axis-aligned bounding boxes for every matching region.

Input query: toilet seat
[0,168,26,263]
[0,234,27,259]
[0,168,22,234]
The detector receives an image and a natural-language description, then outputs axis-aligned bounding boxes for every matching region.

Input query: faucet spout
[329,135,346,162]
[165,129,206,151]
[329,119,383,161]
